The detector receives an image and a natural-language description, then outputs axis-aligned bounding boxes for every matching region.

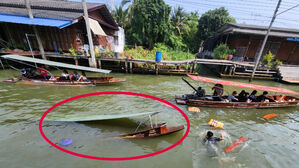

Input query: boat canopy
[45,112,160,122]
[188,74,299,95]
[1,55,111,74]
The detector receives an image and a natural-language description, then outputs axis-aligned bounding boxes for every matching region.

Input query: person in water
[227,91,238,102]
[203,131,224,145]
[196,86,206,97]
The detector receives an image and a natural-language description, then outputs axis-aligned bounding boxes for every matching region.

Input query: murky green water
[0,70,298,168]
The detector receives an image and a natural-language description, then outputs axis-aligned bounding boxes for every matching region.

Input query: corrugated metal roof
[1,54,111,74]
[216,23,299,38]
[0,0,118,29]
[0,13,73,28]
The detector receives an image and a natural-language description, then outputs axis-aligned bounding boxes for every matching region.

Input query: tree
[171,7,189,37]
[182,11,199,53]
[196,7,236,47]
[127,0,171,49]
[111,5,128,28]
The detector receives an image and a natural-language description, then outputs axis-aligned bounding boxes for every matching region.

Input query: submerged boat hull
[120,124,184,139]
[176,95,299,109]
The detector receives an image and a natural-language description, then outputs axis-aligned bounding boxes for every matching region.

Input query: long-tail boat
[46,112,184,139]
[1,54,125,86]
[175,75,299,109]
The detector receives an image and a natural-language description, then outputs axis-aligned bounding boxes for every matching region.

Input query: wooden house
[204,23,299,65]
[0,0,119,55]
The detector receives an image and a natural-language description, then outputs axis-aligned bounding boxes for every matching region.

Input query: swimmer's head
[207,131,213,138]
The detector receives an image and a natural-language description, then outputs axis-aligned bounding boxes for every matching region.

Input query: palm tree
[112,5,128,28]
[171,7,190,37]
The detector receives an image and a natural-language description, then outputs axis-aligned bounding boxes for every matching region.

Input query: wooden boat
[177,75,299,109]
[47,111,185,139]
[1,54,125,86]
[175,94,299,109]
[121,123,184,139]
[3,76,125,86]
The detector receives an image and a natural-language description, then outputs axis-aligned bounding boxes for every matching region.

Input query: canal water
[0,70,298,168]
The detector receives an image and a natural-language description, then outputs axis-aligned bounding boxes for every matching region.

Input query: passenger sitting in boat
[256,91,275,102]
[70,71,80,81]
[249,90,257,102]
[238,90,246,98]
[203,131,224,145]
[212,84,224,96]
[38,65,48,80]
[239,92,250,102]
[78,72,90,82]
[227,91,238,102]
[59,70,69,81]
[196,87,206,97]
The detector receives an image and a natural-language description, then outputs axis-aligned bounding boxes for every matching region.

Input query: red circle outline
[39,91,190,161]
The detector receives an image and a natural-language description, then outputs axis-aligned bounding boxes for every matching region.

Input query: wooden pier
[2,52,280,77]
[278,66,299,84]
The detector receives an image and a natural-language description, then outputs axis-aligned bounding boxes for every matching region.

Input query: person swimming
[203,131,224,156]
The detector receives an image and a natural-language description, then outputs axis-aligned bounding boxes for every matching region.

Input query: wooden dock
[279,66,299,84]
[8,52,279,77]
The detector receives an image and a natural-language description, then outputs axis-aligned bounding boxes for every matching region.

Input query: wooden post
[155,63,159,75]
[125,60,128,73]
[33,26,46,60]
[24,0,46,60]
[82,0,96,68]
[129,61,133,73]
[98,59,102,69]
[191,61,195,73]
[75,58,79,66]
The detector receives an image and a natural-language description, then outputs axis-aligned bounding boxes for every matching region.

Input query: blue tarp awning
[0,13,73,28]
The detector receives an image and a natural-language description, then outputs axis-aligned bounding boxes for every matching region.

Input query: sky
[71,0,299,29]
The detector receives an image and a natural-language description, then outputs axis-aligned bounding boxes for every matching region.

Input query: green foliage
[69,48,77,57]
[123,43,195,61]
[127,0,172,49]
[213,43,230,60]
[262,51,283,68]
[273,59,282,68]
[262,51,275,67]
[112,5,128,28]
[196,7,236,46]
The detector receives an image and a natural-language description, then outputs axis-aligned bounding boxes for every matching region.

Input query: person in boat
[239,92,250,102]
[256,91,275,102]
[203,131,224,145]
[37,65,48,80]
[212,84,224,96]
[59,70,69,81]
[249,90,257,102]
[227,91,238,102]
[22,68,37,79]
[78,71,90,82]
[196,86,206,97]
[238,90,246,98]
[70,71,80,81]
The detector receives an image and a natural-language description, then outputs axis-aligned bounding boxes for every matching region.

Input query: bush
[262,51,274,67]
[214,43,230,60]
[122,43,195,61]
[273,59,282,68]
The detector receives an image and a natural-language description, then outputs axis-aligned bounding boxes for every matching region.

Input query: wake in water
[192,129,247,168]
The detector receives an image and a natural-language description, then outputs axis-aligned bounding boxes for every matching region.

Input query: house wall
[224,34,299,64]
